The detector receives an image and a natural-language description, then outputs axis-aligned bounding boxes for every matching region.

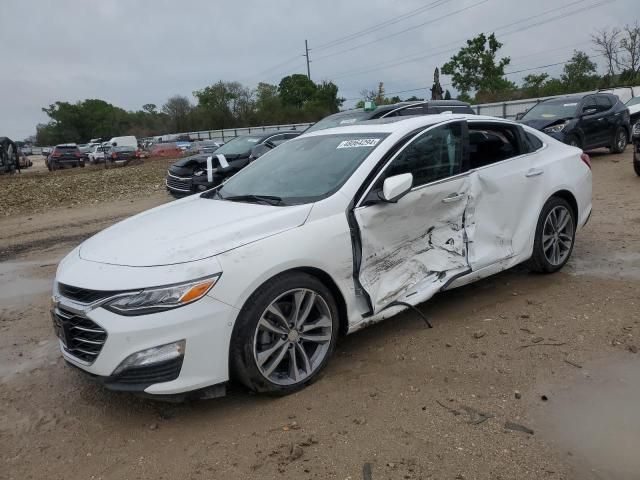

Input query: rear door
[354,121,471,312]
[465,122,548,270]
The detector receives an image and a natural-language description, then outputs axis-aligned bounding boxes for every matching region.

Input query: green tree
[162,95,192,132]
[444,90,451,100]
[522,73,549,97]
[279,74,317,108]
[442,33,514,98]
[561,51,598,92]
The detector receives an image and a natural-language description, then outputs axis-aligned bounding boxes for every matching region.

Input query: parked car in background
[304,100,475,133]
[626,95,640,129]
[88,144,110,164]
[0,137,20,174]
[20,145,33,156]
[41,146,53,157]
[46,144,85,170]
[633,121,640,176]
[104,145,142,168]
[194,140,224,154]
[107,135,138,149]
[165,130,300,196]
[518,93,631,153]
[53,114,591,398]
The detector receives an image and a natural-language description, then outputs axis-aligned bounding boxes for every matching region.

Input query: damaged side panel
[354,175,472,317]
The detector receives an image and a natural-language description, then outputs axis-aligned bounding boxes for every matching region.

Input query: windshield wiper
[223,194,284,206]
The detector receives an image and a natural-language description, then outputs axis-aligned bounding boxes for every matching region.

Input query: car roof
[328,100,472,118]
[301,113,508,138]
[235,130,299,139]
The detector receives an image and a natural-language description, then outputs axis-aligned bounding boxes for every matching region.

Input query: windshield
[214,132,389,204]
[305,111,374,133]
[522,100,579,121]
[626,96,640,107]
[215,135,264,156]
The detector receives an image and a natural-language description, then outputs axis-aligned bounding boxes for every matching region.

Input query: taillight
[74,152,82,158]
[580,153,591,169]
[52,152,61,158]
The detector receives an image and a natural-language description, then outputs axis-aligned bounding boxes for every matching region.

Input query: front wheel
[527,196,576,273]
[230,272,339,395]
[634,159,640,177]
[566,134,581,149]
[610,127,627,154]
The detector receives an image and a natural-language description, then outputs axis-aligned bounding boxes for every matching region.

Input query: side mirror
[111,142,117,146]
[582,107,597,116]
[380,173,413,203]
[515,111,526,121]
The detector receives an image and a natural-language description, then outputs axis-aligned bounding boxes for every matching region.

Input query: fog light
[112,340,185,376]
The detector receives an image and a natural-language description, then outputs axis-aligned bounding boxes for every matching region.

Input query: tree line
[33,22,640,145]
[34,75,343,145]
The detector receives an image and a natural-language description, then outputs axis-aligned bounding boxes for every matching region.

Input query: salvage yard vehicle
[46,144,85,170]
[88,144,109,164]
[52,114,592,399]
[104,145,142,168]
[0,137,20,174]
[627,95,640,129]
[518,93,631,153]
[304,100,475,134]
[166,131,299,196]
[633,121,640,176]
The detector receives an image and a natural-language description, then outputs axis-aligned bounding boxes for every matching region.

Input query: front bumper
[54,293,238,395]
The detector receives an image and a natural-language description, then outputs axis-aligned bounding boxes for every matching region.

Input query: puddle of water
[0,261,52,303]
[567,251,640,280]
[535,357,640,480]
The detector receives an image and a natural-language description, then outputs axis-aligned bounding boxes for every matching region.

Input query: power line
[312,0,490,63]
[311,0,452,52]
[327,0,613,81]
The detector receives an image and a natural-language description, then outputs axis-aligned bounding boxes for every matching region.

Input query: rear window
[524,131,544,152]
[55,146,79,152]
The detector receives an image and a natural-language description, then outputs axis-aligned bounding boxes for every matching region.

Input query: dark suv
[47,144,85,170]
[519,93,631,153]
[166,130,299,196]
[304,100,475,133]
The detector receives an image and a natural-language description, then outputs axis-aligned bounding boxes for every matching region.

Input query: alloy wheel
[617,130,626,151]
[542,206,574,266]
[253,288,333,386]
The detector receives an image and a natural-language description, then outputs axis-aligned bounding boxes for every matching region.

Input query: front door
[578,97,603,149]
[354,121,471,313]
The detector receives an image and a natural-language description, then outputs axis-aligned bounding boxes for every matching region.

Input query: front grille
[110,357,183,385]
[166,172,192,192]
[58,283,123,304]
[52,309,107,364]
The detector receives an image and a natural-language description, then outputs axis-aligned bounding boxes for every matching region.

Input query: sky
[2,0,636,139]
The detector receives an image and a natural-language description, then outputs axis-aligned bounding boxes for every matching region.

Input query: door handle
[525,168,544,178]
[442,193,465,203]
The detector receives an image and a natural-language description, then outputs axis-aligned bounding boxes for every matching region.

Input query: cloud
[1,0,634,139]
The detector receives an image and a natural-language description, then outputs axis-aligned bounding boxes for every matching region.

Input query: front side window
[214,133,389,204]
[384,122,463,187]
[596,95,613,111]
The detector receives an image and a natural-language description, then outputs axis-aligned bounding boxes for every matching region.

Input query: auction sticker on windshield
[336,138,381,149]
[339,118,358,125]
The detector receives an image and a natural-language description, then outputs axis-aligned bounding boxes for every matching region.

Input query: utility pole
[304,40,311,80]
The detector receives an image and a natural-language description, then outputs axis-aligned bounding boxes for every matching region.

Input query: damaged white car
[52,114,592,398]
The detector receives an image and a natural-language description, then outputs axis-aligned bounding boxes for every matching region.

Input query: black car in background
[633,121,640,176]
[519,93,631,153]
[47,144,85,170]
[166,130,300,196]
[304,100,475,133]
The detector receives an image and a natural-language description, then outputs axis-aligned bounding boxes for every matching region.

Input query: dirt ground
[1,148,639,480]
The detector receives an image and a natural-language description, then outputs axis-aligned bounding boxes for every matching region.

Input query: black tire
[634,160,640,177]
[527,196,577,273]
[610,127,627,154]
[566,134,581,149]
[230,272,339,395]
[79,161,85,168]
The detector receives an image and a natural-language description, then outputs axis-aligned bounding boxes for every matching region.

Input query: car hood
[79,196,312,267]
[520,118,572,131]
[628,103,640,116]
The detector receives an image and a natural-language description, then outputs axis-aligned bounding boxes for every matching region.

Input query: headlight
[543,122,568,134]
[104,275,220,316]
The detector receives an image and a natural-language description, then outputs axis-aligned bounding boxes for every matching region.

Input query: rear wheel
[610,127,627,154]
[527,197,576,273]
[566,134,581,149]
[230,272,339,395]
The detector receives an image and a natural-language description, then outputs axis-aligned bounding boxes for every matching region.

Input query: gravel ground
[0,156,175,217]
[0,148,639,480]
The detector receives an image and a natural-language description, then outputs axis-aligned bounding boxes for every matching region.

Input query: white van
[108,135,138,149]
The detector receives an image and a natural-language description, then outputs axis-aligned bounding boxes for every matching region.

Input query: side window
[596,95,613,112]
[582,97,597,114]
[468,123,523,169]
[384,122,463,187]
[523,130,544,152]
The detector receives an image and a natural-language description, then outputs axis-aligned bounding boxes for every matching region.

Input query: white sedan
[52,114,592,398]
